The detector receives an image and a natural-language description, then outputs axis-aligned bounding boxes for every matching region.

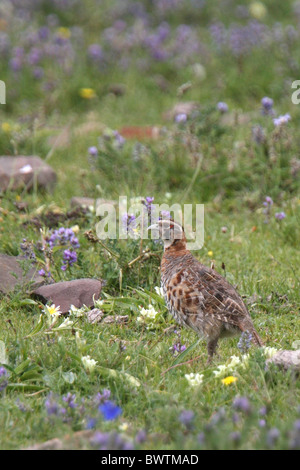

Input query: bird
[148,219,263,363]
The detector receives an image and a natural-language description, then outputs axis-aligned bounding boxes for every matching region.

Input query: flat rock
[87,308,104,324]
[0,156,57,192]
[24,430,94,450]
[33,279,103,314]
[102,315,128,325]
[70,197,117,210]
[163,101,200,121]
[266,350,300,373]
[0,253,45,294]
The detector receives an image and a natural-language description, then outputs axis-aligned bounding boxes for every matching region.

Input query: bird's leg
[206,338,219,365]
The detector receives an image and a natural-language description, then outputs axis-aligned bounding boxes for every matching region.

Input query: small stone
[102,315,129,325]
[87,308,104,324]
[70,197,117,211]
[266,350,300,373]
[33,279,103,314]
[163,101,200,121]
[108,83,126,96]
[0,156,57,192]
[0,254,44,294]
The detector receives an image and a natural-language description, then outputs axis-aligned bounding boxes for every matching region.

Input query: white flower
[240,354,250,369]
[154,286,164,297]
[185,373,204,387]
[213,364,229,378]
[137,304,159,322]
[75,331,86,349]
[56,318,74,329]
[263,347,278,359]
[69,304,86,317]
[93,299,106,309]
[71,224,80,234]
[81,355,98,373]
[119,422,129,432]
[43,304,61,324]
[228,355,241,369]
[213,354,250,378]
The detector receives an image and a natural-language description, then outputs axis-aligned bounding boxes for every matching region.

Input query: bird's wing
[167,262,249,328]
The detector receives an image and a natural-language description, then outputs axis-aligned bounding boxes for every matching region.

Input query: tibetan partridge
[148,220,263,362]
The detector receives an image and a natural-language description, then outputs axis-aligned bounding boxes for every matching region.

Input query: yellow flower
[207,251,214,257]
[249,2,267,20]
[79,88,96,100]
[71,224,80,234]
[221,376,238,386]
[43,304,61,317]
[57,27,71,39]
[1,122,11,133]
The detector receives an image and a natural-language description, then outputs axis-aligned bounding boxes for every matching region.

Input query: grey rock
[102,315,129,324]
[33,279,103,314]
[87,308,104,324]
[266,350,300,373]
[163,101,199,121]
[0,156,57,192]
[24,430,94,450]
[70,197,117,211]
[70,197,96,209]
[0,253,44,294]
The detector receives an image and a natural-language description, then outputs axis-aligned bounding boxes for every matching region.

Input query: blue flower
[99,400,122,421]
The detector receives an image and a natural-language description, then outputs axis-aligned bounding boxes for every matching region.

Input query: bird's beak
[147,223,159,231]
[147,223,160,239]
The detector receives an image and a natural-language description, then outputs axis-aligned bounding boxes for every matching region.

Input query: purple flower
[135,429,147,444]
[179,410,194,428]
[45,393,60,416]
[86,417,97,430]
[113,131,126,149]
[93,389,111,405]
[230,431,241,444]
[273,114,291,127]
[233,396,251,414]
[172,342,187,354]
[259,406,268,416]
[266,428,280,448]
[252,125,265,144]
[122,213,136,233]
[261,97,274,115]
[33,67,44,80]
[62,393,77,409]
[88,44,104,63]
[99,400,122,421]
[275,211,286,220]
[38,269,46,277]
[175,113,187,123]
[217,102,229,113]
[265,196,273,205]
[0,367,7,378]
[88,146,98,157]
[237,330,252,353]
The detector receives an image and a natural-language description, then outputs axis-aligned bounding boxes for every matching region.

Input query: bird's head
[147,219,186,250]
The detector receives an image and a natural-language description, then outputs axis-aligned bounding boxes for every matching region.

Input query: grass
[0,0,299,450]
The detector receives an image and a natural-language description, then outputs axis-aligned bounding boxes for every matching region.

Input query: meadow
[0,0,299,450]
